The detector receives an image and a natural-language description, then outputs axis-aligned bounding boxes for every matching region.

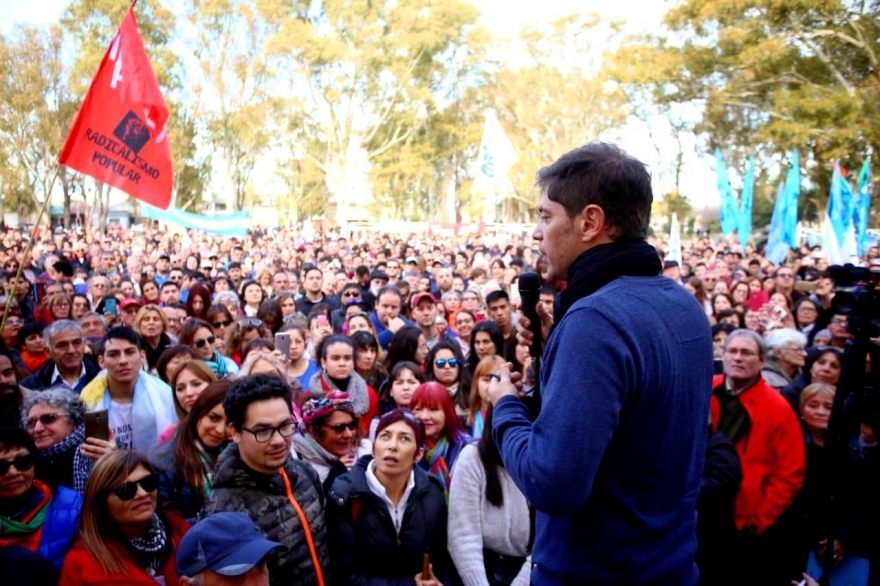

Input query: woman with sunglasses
[292,391,371,489]
[133,304,173,373]
[21,389,115,493]
[150,381,232,522]
[224,318,268,366]
[326,409,459,586]
[0,427,82,570]
[206,304,235,353]
[60,450,190,585]
[179,319,238,379]
[425,341,472,422]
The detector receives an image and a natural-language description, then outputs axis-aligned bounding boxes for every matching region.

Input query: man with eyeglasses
[87,276,110,309]
[20,320,101,394]
[710,329,805,583]
[773,267,803,303]
[201,374,329,585]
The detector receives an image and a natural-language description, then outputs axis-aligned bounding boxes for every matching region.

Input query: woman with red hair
[410,382,472,498]
[185,283,212,321]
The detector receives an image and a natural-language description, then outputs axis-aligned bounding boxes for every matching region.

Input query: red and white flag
[59,3,173,209]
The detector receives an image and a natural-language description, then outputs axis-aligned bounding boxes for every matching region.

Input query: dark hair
[376,285,403,302]
[540,284,559,297]
[185,283,212,320]
[241,337,275,362]
[0,426,37,458]
[468,321,505,372]
[350,331,379,353]
[378,361,425,413]
[257,300,283,334]
[477,405,506,507]
[715,309,744,328]
[98,326,143,355]
[173,380,232,504]
[316,334,354,362]
[711,323,737,338]
[383,326,423,371]
[485,290,510,306]
[206,303,234,326]
[160,281,180,292]
[223,373,293,429]
[239,280,266,304]
[156,345,196,384]
[536,141,652,240]
[425,341,471,414]
[178,318,214,349]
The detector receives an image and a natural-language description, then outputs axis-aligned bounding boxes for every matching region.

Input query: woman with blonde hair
[468,355,505,437]
[133,304,173,373]
[59,450,190,585]
[169,360,217,420]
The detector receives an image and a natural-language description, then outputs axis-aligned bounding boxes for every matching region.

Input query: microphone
[518,272,543,394]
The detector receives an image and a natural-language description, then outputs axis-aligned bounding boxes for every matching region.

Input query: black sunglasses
[435,358,459,368]
[0,454,35,476]
[239,318,263,329]
[114,473,159,501]
[342,291,361,298]
[194,335,216,348]
[325,421,359,434]
[212,319,233,328]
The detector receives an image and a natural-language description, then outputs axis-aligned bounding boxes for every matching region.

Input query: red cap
[120,298,144,311]
[411,292,437,307]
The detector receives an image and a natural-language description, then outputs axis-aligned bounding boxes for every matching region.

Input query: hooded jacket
[326,455,459,586]
[199,444,329,586]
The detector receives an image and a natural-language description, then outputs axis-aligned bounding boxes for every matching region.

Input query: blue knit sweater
[493,276,712,585]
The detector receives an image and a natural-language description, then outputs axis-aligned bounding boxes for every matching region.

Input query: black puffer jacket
[326,455,460,586]
[199,444,329,586]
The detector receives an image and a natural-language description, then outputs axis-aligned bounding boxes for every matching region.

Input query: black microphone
[518,272,543,398]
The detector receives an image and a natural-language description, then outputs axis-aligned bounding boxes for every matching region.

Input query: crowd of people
[0,216,877,585]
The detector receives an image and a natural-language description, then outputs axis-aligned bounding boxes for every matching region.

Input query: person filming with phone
[488,142,713,585]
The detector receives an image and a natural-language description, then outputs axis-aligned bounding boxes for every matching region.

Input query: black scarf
[555,240,662,323]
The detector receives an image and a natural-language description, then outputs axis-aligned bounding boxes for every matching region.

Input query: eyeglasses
[240,420,296,443]
[435,358,459,368]
[239,318,263,329]
[0,454,35,476]
[194,335,216,348]
[113,473,159,501]
[830,317,848,325]
[25,412,67,430]
[324,421,358,434]
[212,319,233,328]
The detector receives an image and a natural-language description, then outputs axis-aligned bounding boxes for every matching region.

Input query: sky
[0,0,719,215]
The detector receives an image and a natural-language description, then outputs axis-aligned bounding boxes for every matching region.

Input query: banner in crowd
[715,148,754,244]
[472,110,518,218]
[766,150,800,264]
[855,159,871,255]
[822,162,859,264]
[58,4,173,209]
[141,204,250,237]
[668,213,682,267]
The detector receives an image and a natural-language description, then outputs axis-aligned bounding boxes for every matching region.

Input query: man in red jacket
[711,329,806,583]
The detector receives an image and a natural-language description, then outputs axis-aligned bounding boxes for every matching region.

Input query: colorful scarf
[0,481,52,549]
[425,437,451,500]
[202,350,229,379]
[41,424,91,493]
[195,440,216,496]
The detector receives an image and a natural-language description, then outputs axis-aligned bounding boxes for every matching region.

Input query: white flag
[472,110,518,206]
[668,213,683,267]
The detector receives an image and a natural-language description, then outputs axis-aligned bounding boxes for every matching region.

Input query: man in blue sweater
[490,141,713,585]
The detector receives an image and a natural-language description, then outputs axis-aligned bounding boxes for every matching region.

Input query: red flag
[59,4,172,209]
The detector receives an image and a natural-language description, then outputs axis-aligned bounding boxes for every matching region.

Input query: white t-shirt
[109,400,134,450]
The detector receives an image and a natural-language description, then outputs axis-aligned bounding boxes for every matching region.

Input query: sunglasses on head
[435,358,459,368]
[239,318,263,329]
[113,473,159,501]
[212,319,233,328]
[0,454,35,476]
[25,412,67,430]
[325,421,359,434]
[194,335,216,348]
[342,291,361,298]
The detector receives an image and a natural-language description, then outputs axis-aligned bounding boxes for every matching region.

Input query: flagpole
[0,194,53,331]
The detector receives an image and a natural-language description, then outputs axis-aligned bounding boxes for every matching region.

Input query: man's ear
[230,426,242,445]
[97,354,105,369]
[580,204,608,244]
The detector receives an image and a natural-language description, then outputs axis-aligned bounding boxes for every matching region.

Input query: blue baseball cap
[176,513,285,577]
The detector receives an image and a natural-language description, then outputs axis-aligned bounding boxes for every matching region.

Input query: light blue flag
[737,156,755,245]
[765,150,799,263]
[141,204,250,237]
[854,159,871,255]
[716,148,739,236]
[822,163,858,264]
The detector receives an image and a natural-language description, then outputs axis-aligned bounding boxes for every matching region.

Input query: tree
[609,0,879,222]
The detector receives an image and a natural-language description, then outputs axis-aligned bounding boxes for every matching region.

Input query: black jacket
[20,356,101,393]
[326,455,459,586]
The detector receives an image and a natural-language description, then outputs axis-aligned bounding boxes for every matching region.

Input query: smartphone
[32,282,46,303]
[104,298,118,316]
[316,315,329,328]
[84,410,109,441]
[275,332,291,357]
[794,280,816,293]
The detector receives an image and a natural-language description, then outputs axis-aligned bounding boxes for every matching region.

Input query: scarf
[292,431,343,470]
[555,240,662,326]
[195,440,217,496]
[202,350,229,379]
[41,424,91,493]
[0,481,52,552]
[425,437,451,500]
[128,513,168,578]
[21,350,49,374]
[310,371,369,416]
